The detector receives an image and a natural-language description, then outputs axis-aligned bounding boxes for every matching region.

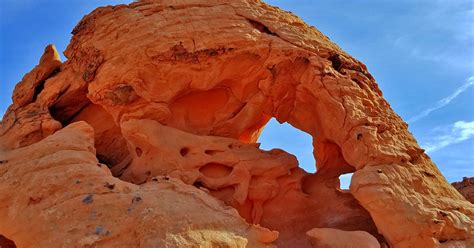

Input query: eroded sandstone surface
[1,0,473,247]
[453,177,474,204]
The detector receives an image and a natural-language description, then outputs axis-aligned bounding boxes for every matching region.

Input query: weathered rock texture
[306,228,380,248]
[0,0,473,247]
[453,177,474,204]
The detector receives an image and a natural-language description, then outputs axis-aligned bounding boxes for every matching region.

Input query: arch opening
[339,173,353,190]
[258,118,316,173]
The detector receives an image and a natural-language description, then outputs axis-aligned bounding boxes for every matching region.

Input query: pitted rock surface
[1,1,473,247]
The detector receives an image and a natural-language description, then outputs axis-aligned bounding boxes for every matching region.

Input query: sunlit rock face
[1,0,473,247]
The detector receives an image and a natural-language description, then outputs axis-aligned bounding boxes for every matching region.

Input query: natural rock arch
[0,1,472,247]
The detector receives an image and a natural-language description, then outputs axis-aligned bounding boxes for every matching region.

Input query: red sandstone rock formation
[306,228,380,248]
[453,177,474,204]
[1,0,473,247]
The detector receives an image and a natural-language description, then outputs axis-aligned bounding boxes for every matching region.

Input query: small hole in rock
[248,19,276,36]
[180,147,189,156]
[328,54,343,72]
[104,182,115,190]
[135,147,143,157]
[82,194,94,204]
[193,181,204,188]
[28,196,42,205]
[132,196,142,204]
[423,171,436,178]
[199,163,233,178]
[32,80,46,102]
[204,150,220,155]
[339,173,353,190]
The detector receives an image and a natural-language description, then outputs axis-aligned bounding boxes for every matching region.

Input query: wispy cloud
[423,121,474,152]
[389,0,474,69]
[408,76,474,123]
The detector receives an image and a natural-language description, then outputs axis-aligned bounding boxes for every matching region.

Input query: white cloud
[408,76,474,123]
[423,121,474,152]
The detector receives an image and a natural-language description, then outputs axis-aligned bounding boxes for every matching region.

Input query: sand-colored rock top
[1,0,473,247]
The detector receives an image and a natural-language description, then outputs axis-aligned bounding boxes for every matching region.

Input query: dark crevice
[328,54,343,73]
[204,150,223,155]
[230,102,247,119]
[353,78,363,89]
[97,154,111,166]
[422,171,436,178]
[180,147,189,157]
[32,68,60,102]
[50,100,91,126]
[63,101,91,124]
[0,235,17,248]
[112,157,132,178]
[32,81,45,102]
[135,147,143,157]
[193,180,205,188]
[104,182,115,190]
[248,19,277,36]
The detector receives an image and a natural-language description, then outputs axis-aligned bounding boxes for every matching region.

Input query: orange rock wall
[1,0,473,247]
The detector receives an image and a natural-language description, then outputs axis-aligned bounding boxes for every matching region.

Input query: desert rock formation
[453,177,474,204]
[1,0,473,247]
[306,228,380,248]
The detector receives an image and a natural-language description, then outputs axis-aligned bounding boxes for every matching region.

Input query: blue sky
[1,1,473,188]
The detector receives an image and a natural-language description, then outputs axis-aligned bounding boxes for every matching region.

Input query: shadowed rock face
[0,0,473,247]
[0,235,16,248]
[453,177,474,204]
